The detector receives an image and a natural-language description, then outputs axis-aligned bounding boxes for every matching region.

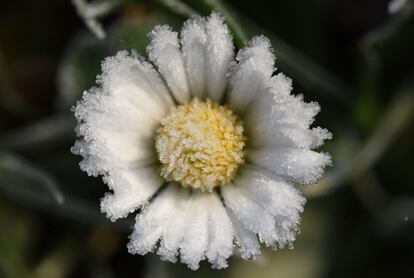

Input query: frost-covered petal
[222,183,278,246]
[72,51,173,221]
[181,17,207,99]
[205,193,234,269]
[227,209,261,260]
[227,35,274,112]
[100,50,174,112]
[157,187,192,263]
[148,25,190,104]
[72,50,174,176]
[248,147,332,184]
[235,167,305,247]
[179,192,210,270]
[127,186,177,255]
[179,13,233,102]
[204,13,234,102]
[245,73,332,149]
[248,74,321,129]
[100,165,163,221]
[73,90,157,173]
[157,190,234,269]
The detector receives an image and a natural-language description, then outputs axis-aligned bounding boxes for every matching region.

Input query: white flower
[72,13,332,270]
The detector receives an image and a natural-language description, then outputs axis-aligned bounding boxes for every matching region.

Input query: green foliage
[0,0,413,276]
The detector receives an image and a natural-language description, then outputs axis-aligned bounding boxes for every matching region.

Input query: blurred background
[0,0,413,277]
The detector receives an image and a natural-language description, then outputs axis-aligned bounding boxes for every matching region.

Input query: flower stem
[156,0,199,18]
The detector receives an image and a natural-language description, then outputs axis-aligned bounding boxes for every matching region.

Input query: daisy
[72,13,332,270]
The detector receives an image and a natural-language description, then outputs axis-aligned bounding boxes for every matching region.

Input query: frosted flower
[72,13,332,270]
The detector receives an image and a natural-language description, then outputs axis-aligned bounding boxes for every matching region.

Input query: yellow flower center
[155,98,246,191]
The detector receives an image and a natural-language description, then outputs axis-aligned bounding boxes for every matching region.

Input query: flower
[72,13,332,270]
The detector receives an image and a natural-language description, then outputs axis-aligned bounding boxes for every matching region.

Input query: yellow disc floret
[155,98,246,191]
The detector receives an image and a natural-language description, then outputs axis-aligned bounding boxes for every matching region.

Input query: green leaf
[156,0,198,17]
[0,152,64,204]
[0,113,74,151]
[108,11,183,55]
[57,33,111,109]
[199,0,351,103]
[0,151,132,231]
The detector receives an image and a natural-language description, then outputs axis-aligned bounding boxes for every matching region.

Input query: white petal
[181,17,207,99]
[127,186,177,255]
[235,167,305,247]
[249,121,332,150]
[222,183,278,246]
[100,165,163,221]
[73,89,160,219]
[205,13,234,102]
[248,147,332,184]
[147,25,190,104]
[100,50,174,112]
[72,51,174,176]
[248,74,322,129]
[205,193,234,269]
[227,209,261,260]
[72,51,173,221]
[157,190,233,269]
[227,35,274,112]
[157,187,191,263]
[73,92,156,171]
[245,73,332,149]
[179,192,210,270]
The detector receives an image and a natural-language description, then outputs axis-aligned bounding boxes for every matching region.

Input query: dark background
[0,0,413,277]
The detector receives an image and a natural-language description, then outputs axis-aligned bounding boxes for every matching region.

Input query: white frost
[204,13,234,102]
[248,147,332,184]
[246,73,332,149]
[129,187,235,270]
[72,51,171,220]
[147,25,191,104]
[227,35,274,112]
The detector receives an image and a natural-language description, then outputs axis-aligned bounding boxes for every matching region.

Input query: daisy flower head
[72,13,332,270]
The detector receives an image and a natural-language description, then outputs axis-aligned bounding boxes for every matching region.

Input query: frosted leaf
[147,25,190,104]
[248,147,332,185]
[388,0,407,14]
[227,35,274,112]
[204,13,234,102]
[71,0,118,39]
